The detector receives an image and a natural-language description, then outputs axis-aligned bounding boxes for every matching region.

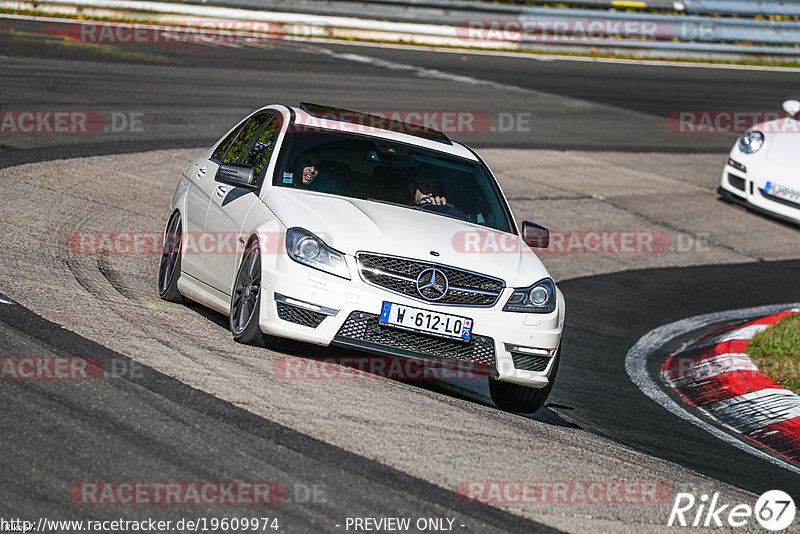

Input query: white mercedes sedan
[158,103,565,413]
[718,99,800,226]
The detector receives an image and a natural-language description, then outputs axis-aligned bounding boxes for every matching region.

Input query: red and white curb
[625,303,800,476]
[662,310,800,463]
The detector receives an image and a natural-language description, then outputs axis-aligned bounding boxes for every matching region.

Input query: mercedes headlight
[738,131,764,154]
[503,278,556,313]
[286,227,350,279]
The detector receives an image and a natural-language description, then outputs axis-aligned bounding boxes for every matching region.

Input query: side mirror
[215,163,257,190]
[782,99,800,120]
[522,221,549,249]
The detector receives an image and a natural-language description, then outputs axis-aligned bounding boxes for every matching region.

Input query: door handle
[197,166,207,179]
[215,185,228,198]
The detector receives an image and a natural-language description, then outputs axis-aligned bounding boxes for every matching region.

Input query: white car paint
[163,104,565,406]
[718,100,800,226]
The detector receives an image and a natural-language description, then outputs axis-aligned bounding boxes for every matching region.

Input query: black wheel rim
[158,214,181,295]
[231,242,261,334]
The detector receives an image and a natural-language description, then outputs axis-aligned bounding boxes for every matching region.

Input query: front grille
[276,302,327,328]
[510,352,550,372]
[727,173,746,192]
[334,311,496,367]
[357,253,504,307]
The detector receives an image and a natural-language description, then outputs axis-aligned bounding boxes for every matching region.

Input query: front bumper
[259,252,564,388]
[719,162,800,228]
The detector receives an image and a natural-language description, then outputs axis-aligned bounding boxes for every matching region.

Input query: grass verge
[748,313,800,394]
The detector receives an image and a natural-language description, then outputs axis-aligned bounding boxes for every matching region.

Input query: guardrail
[422,0,800,17]
[158,0,800,53]
[671,0,800,16]
[4,0,800,59]
[159,0,800,18]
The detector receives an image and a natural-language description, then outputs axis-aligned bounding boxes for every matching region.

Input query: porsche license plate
[379,302,472,341]
[764,181,800,204]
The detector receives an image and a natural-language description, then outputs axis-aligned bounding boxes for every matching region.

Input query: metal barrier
[170,0,800,19]
[154,0,800,48]
[429,0,800,16]
[679,0,800,16]
[6,0,800,58]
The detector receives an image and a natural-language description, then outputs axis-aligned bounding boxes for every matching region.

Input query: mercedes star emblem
[416,268,448,300]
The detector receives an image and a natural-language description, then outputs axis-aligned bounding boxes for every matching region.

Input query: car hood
[264,188,551,287]
[765,119,800,161]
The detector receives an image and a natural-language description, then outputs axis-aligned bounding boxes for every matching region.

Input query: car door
[203,112,281,295]
[181,121,245,278]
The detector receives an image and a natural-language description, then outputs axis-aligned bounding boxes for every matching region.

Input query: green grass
[748,313,800,394]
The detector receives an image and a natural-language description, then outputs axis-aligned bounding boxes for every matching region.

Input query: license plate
[764,181,800,203]
[379,302,473,341]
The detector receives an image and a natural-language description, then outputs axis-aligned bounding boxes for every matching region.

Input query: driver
[292,149,321,186]
[409,173,447,206]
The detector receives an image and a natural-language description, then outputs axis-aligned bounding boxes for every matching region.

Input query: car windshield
[273,126,513,232]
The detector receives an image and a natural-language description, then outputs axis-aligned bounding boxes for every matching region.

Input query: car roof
[279,104,480,162]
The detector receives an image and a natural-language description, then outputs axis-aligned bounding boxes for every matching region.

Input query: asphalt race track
[3,15,800,533]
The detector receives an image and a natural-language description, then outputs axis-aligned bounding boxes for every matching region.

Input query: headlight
[738,131,764,154]
[286,227,350,279]
[503,278,556,313]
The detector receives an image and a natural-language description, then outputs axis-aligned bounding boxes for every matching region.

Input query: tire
[229,239,281,349]
[489,346,560,414]
[158,211,184,303]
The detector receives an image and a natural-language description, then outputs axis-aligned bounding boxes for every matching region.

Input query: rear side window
[242,116,281,182]
[223,113,272,164]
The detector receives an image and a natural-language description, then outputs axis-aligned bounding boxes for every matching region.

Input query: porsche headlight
[738,131,764,154]
[286,227,350,279]
[503,278,556,313]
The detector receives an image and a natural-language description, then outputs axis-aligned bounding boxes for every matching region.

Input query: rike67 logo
[668,490,795,531]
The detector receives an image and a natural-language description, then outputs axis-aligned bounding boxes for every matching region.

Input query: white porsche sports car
[718,99,800,226]
[158,103,565,413]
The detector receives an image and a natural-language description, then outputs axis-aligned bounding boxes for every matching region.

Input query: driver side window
[221,113,273,164]
[242,116,281,183]
[211,123,243,163]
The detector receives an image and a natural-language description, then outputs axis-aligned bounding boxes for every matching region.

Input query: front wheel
[229,239,281,349]
[158,211,183,303]
[489,346,560,413]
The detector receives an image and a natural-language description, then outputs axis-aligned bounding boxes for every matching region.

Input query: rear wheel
[230,239,281,349]
[158,211,183,303]
[489,346,560,413]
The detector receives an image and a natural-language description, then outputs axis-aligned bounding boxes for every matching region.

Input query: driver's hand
[419,195,447,206]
